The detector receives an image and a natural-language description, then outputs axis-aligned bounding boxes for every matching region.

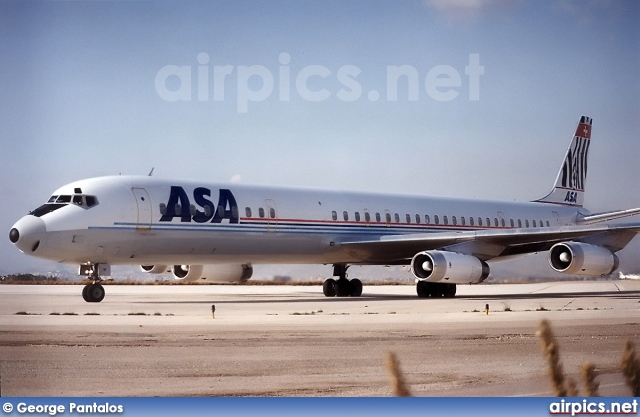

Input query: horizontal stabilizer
[578,207,640,225]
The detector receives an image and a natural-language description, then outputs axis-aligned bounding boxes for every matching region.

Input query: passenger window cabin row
[245,207,275,219]
[329,210,551,228]
[158,203,552,229]
[158,205,276,219]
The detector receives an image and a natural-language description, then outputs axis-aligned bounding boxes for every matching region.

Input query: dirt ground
[0,281,639,396]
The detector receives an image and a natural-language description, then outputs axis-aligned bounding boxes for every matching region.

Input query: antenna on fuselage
[148,167,154,177]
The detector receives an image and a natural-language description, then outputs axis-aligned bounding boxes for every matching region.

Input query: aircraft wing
[338,222,640,264]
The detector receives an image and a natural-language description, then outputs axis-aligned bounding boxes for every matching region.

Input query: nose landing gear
[79,263,110,303]
[82,282,105,302]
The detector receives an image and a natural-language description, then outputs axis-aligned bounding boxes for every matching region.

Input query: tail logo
[564,191,578,204]
[534,116,593,207]
[560,116,592,192]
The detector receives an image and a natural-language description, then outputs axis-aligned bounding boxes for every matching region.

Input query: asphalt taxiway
[0,281,638,396]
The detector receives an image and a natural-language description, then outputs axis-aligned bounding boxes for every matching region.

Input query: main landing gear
[416,280,456,298]
[79,263,109,303]
[322,264,362,297]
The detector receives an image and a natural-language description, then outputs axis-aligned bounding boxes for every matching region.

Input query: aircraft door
[265,199,277,232]
[131,187,152,230]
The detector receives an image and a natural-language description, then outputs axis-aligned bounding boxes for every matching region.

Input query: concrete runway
[0,281,639,396]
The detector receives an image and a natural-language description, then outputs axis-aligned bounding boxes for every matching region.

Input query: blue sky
[1,0,639,275]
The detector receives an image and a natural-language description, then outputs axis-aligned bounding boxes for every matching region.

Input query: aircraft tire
[433,283,444,298]
[335,279,351,297]
[349,278,362,297]
[323,279,336,297]
[82,284,90,302]
[416,281,429,298]
[444,284,457,298]
[86,283,105,303]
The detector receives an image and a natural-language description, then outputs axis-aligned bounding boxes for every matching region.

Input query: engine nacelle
[410,250,490,284]
[549,242,619,276]
[172,264,253,283]
[140,265,170,274]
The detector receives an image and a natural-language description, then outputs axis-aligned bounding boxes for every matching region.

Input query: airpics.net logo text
[155,53,484,113]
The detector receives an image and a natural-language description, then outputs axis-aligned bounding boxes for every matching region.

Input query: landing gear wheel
[443,284,457,298]
[83,283,105,303]
[433,283,444,298]
[90,284,105,302]
[323,265,364,297]
[417,281,429,298]
[335,279,351,297]
[349,278,362,297]
[323,278,336,297]
[417,281,457,298]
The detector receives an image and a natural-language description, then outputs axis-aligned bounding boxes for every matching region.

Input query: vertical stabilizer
[534,116,592,207]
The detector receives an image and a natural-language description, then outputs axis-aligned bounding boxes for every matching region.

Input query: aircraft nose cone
[10,216,46,253]
[9,228,19,243]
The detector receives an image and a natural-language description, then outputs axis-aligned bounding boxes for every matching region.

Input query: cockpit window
[30,203,66,217]
[30,194,99,217]
[85,195,98,207]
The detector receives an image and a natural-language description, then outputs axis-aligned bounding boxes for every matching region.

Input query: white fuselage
[11,175,583,267]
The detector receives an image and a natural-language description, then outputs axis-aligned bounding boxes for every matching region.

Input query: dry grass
[386,320,637,397]
[566,377,579,396]
[581,362,599,396]
[537,319,571,396]
[621,339,640,396]
[538,320,640,397]
[385,351,411,397]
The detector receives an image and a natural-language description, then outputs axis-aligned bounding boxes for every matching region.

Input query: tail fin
[534,116,592,207]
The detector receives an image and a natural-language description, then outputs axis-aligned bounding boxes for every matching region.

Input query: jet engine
[410,250,490,284]
[549,242,619,276]
[140,265,170,274]
[171,264,253,283]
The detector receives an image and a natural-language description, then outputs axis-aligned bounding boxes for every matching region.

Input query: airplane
[8,116,640,302]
